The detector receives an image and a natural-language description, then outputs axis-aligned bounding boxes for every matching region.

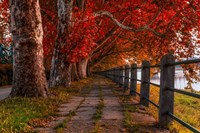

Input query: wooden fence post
[112,68,115,81]
[130,64,137,96]
[107,69,110,79]
[108,69,111,79]
[113,67,116,83]
[124,65,130,90]
[114,67,117,84]
[110,68,114,81]
[117,67,120,86]
[140,61,150,107]
[105,70,107,78]
[119,66,124,87]
[111,69,113,79]
[110,68,113,80]
[159,54,175,127]
[107,70,109,78]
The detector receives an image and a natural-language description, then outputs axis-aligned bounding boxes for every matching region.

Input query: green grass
[92,100,104,133]
[55,94,86,132]
[124,114,139,132]
[93,100,104,121]
[136,84,200,133]
[171,93,200,133]
[0,77,93,133]
[55,110,76,133]
[110,82,139,133]
[123,104,139,133]
[93,85,104,121]
[92,86,104,133]
[105,78,200,132]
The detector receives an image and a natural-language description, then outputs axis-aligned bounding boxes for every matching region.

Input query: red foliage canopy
[0,0,10,46]
[1,0,200,63]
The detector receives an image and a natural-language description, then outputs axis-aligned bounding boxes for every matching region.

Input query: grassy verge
[105,78,200,132]
[124,106,139,132]
[136,84,200,133]
[122,97,139,133]
[0,77,93,133]
[112,86,139,133]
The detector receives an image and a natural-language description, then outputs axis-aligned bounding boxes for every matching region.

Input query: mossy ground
[92,85,104,133]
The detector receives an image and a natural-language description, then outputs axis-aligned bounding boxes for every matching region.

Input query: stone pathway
[113,86,170,133]
[34,75,169,133]
[64,83,100,132]
[99,84,124,133]
[34,96,85,133]
[0,86,11,100]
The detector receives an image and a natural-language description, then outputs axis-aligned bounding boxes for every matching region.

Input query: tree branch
[94,10,164,37]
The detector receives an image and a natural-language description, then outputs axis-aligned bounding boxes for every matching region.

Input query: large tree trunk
[10,0,48,97]
[71,63,80,82]
[49,0,73,87]
[77,58,88,79]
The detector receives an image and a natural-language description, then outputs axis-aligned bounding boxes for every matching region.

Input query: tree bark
[86,61,91,77]
[71,63,80,82]
[77,58,88,79]
[10,0,48,97]
[49,0,73,87]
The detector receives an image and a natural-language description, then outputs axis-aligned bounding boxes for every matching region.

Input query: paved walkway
[0,86,11,100]
[33,75,169,133]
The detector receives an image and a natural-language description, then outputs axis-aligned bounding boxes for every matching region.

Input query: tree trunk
[77,58,88,79]
[71,63,80,82]
[59,61,72,87]
[10,0,48,97]
[86,61,91,77]
[76,0,85,10]
[49,51,72,87]
[49,0,73,87]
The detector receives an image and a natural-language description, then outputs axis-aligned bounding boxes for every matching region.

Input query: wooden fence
[99,54,200,133]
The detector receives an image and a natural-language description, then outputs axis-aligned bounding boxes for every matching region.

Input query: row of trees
[0,0,199,97]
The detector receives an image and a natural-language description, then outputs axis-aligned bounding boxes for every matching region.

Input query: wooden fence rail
[99,54,200,133]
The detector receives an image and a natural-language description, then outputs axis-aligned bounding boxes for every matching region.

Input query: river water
[136,70,200,91]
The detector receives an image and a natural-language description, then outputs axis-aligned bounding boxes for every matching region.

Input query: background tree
[49,0,73,87]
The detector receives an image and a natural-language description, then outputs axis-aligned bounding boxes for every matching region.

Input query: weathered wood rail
[98,54,200,133]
